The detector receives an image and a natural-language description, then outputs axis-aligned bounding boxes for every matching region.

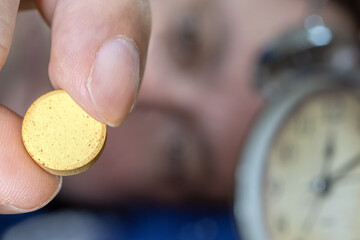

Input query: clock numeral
[276,216,288,234]
[295,114,315,135]
[323,97,345,124]
[278,143,295,165]
[267,180,283,196]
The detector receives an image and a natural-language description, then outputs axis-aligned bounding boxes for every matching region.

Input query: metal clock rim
[233,79,347,240]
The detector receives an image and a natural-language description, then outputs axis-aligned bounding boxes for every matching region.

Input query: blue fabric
[0,211,39,235]
[0,205,239,240]
[122,205,239,240]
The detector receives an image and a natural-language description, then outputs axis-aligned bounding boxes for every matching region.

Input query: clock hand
[298,197,324,240]
[320,131,336,177]
[328,153,360,184]
[298,133,337,239]
[310,130,336,196]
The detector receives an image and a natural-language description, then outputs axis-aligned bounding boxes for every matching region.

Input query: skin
[0,0,356,213]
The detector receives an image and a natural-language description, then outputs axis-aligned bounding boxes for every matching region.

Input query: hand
[320,131,336,177]
[0,0,151,214]
[328,153,360,184]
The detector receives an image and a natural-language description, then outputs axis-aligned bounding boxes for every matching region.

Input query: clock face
[264,89,360,240]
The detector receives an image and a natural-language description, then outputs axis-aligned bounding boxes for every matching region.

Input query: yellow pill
[22,90,107,176]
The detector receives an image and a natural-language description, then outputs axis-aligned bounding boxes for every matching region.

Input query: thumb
[37,0,151,127]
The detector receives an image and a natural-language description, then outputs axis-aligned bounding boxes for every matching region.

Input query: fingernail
[0,176,62,214]
[0,203,26,214]
[87,36,140,127]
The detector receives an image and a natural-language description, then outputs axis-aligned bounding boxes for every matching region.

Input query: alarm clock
[234,14,360,240]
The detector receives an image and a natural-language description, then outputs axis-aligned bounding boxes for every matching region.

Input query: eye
[169,14,201,69]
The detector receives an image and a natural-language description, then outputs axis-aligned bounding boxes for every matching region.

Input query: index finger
[0,106,61,214]
[0,0,61,215]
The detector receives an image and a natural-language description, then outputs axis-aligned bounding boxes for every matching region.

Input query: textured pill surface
[22,90,107,176]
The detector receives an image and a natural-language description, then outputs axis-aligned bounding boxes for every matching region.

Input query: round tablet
[22,90,107,176]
